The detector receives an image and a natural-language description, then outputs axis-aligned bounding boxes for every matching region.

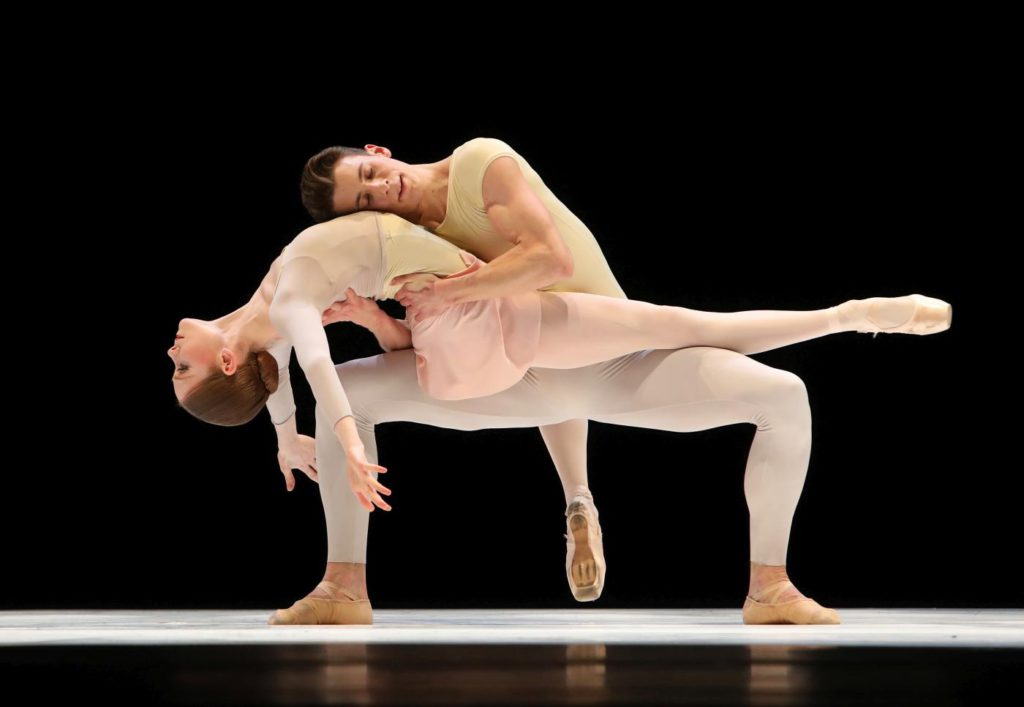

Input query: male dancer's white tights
[317,345,813,567]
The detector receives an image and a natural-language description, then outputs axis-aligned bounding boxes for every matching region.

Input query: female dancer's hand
[345,444,392,512]
[277,434,318,492]
[391,273,448,324]
[321,287,381,328]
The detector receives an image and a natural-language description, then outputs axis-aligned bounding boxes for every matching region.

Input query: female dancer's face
[168,318,228,400]
[331,148,416,218]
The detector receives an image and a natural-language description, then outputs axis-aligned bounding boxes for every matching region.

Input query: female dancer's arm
[270,256,393,511]
[321,287,412,352]
[269,288,412,488]
[262,346,321,491]
[265,361,297,425]
[363,312,412,352]
[262,299,404,494]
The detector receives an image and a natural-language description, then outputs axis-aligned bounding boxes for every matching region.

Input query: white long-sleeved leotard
[261,211,470,430]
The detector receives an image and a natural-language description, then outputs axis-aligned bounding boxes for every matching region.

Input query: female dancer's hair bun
[254,350,280,394]
[179,349,279,427]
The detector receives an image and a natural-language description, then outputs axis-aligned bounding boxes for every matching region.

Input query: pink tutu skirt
[410,251,542,400]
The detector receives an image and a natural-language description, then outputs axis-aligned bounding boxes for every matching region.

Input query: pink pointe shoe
[742,579,841,625]
[840,294,953,338]
[267,580,373,625]
[564,491,606,602]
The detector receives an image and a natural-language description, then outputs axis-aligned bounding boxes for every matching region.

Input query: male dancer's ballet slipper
[742,578,841,625]
[841,294,953,338]
[564,492,606,602]
[267,580,373,625]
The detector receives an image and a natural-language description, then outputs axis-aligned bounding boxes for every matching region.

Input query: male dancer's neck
[412,156,452,230]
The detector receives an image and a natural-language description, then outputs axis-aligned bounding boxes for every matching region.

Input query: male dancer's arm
[393,157,573,317]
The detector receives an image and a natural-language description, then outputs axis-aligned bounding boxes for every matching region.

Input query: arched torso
[273,211,471,310]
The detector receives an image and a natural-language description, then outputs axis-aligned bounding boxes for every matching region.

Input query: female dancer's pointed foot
[742,578,841,625]
[836,294,952,337]
[267,580,373,625]
[565,490,606,602]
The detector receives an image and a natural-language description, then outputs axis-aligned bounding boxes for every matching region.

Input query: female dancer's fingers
[281,467,296,492]
[369,488,392,512]
[356,491,373,512]
[368,476,392,496]
[305,466,319,483]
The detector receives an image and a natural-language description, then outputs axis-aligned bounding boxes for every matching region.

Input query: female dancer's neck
[214,295,279,352]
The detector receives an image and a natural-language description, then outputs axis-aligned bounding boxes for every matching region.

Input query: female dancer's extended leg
[531,293,950,368]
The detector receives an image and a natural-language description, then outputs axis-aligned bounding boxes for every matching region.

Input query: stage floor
[1,608,1021,647]
[2,609,1021,705]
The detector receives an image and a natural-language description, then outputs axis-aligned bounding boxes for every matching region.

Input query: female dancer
[170,210,951,623]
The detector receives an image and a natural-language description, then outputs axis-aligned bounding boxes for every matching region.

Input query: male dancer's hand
[345,444,392,512]
[392,252,484,323]
[277,434,318,492]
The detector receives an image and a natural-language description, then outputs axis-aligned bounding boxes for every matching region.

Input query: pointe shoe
[742,578,841,625]
[267,580,373,625]
[845,294,953,338]
[564,492,606,602]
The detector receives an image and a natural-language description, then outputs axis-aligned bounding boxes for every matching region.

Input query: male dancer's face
[168,318,229,400]
[330,146,419,220]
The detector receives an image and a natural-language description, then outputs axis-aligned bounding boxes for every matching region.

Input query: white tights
[315,346,813,566]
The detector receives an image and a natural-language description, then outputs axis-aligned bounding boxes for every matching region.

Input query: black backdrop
[7,48,1014,612]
